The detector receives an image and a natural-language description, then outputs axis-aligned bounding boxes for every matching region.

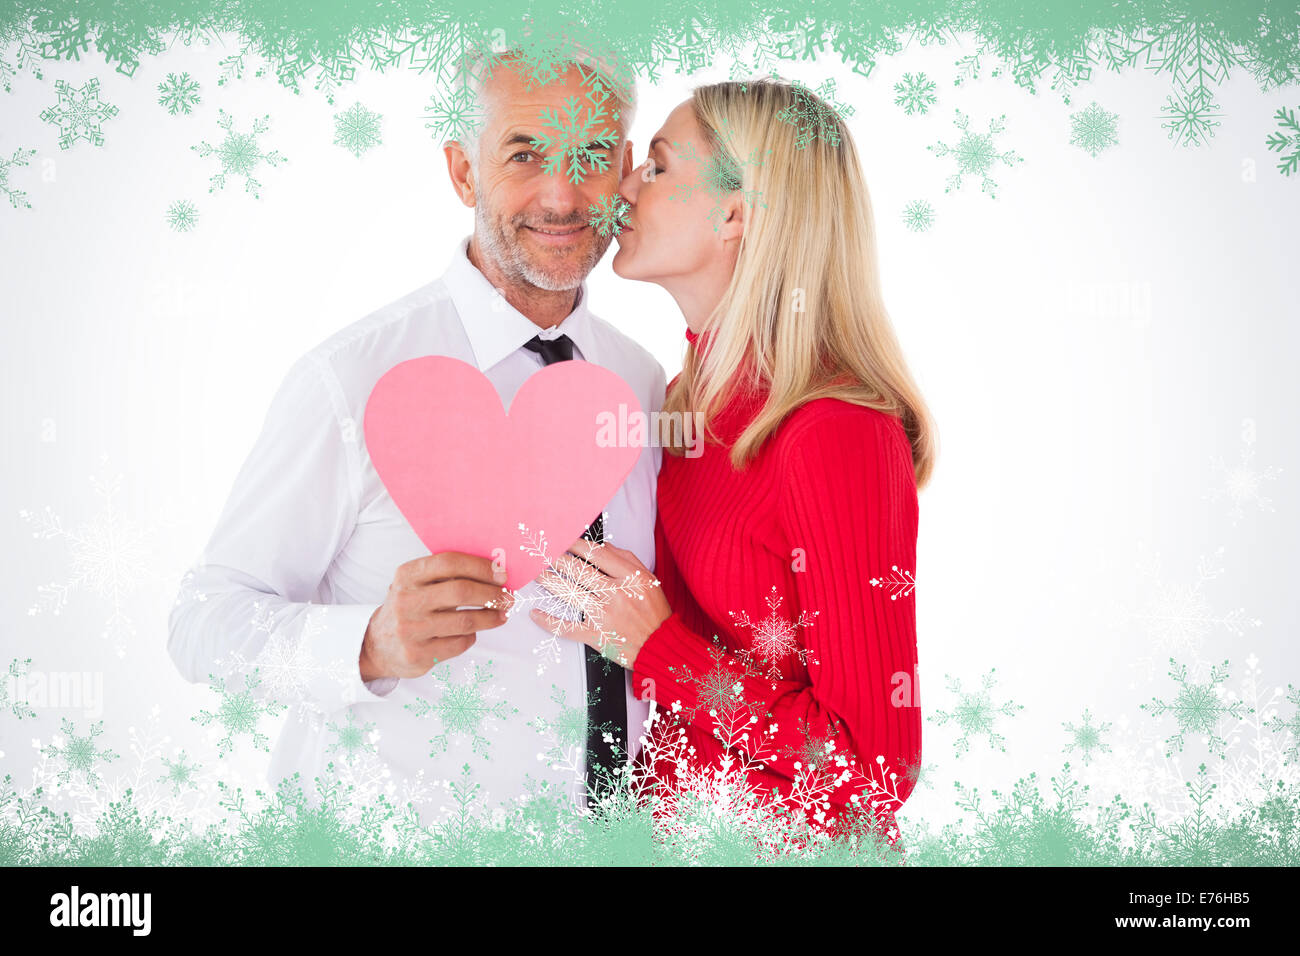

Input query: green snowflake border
[3,647,1300,864]
[2,2,1296,129]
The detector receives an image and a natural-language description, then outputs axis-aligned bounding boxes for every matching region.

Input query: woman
[531,78,937,846]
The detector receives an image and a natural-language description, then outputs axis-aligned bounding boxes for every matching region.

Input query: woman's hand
[529,538,671,670]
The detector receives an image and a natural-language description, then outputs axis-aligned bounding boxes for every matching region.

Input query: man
[167,49,665,822]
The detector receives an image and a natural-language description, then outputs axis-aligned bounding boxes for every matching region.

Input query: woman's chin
[611,244,638,280]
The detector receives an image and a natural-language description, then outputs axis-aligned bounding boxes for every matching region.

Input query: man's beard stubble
[474,191,612,293]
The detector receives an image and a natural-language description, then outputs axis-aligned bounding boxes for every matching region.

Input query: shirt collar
[440,235,598,371]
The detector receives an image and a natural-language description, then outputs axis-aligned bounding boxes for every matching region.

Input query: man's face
[469,61,632,291]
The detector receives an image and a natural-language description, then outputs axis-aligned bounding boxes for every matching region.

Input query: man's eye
[510,151,535,163]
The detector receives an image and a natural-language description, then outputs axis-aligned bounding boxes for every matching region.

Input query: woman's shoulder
[777,397,908,452]
[772,399,918,522]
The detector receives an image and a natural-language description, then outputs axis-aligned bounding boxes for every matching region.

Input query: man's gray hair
[450,39,638,166]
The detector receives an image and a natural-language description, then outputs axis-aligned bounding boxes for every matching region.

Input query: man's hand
[359,552,513,682]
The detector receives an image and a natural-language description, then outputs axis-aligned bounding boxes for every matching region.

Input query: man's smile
[522,223,589,246]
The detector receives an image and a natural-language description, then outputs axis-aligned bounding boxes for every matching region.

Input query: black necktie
[521,333,628,807]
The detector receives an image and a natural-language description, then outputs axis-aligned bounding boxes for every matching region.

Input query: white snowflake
[215,600,351,725]
[1080,712,1199,826]
[728,585,818,675]
[1128,546,1260,681]
[510,519,660,672]
[322,730,436,835]
[19,456,156,656]
[1208,652,1300,810]
[1204,420,1281,524]
[870,566,916,599]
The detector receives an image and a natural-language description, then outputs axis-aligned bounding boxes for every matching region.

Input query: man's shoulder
[304,278,457,366]
[287,277,474,405]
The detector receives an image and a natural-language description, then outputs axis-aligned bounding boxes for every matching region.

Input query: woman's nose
[618,162,643,204]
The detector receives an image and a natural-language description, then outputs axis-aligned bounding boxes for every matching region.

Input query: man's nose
[535,163,586,213]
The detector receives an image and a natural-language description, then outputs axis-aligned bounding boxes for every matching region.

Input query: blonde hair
[662,78,937,490]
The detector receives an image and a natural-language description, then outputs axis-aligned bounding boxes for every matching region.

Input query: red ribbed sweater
[632,333,922,840]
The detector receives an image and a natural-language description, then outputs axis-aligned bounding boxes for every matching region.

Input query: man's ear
[444,141,476,208]
[718,192,745,242]
[620,137,635,179]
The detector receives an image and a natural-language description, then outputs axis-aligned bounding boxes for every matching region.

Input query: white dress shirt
[168,236,665,822]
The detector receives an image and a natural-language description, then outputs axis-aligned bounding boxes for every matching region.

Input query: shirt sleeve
[167,351,399,716]
[632,405,922,820]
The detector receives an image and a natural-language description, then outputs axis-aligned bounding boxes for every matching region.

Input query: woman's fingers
[563,537,644,578]
[530,608,595,647]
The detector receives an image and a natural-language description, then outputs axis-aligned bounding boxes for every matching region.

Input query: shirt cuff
[632,611,723,714]
[304,603,399,711]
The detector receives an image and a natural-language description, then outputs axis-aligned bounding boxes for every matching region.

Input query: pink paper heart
[363,355,643,590]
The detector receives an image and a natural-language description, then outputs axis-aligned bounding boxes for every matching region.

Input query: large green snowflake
[671,122,768,231]
[529,685,599,778]
[932,669,1024,756]
[326,711,377,765]
[192,109,288,198]
[1158,89,1221,147]
[43,718,119,787]
[898,750,934,791]
[927,109,1024,199]
[158,750,201,796]
[333,101,382,158]
[667,642,751,723]
[537,687,592,750]
[423,85,484,144]
[1069,101,1119,157]
[157,71,201,116]
[531,93,619,184]
[1265,105,1300,177]
[1141,659,1252,759]
[192,670,287,757]
[901,199,935,232]
[587,192,629,237]
[165,199,198,232]
[39,78,119,149]
[775,78,854,148]
[1062,708,1112,766]
[893,72,937,116]
[405,660,516,760]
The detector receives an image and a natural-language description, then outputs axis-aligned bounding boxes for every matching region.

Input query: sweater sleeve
[633,404,922,821]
